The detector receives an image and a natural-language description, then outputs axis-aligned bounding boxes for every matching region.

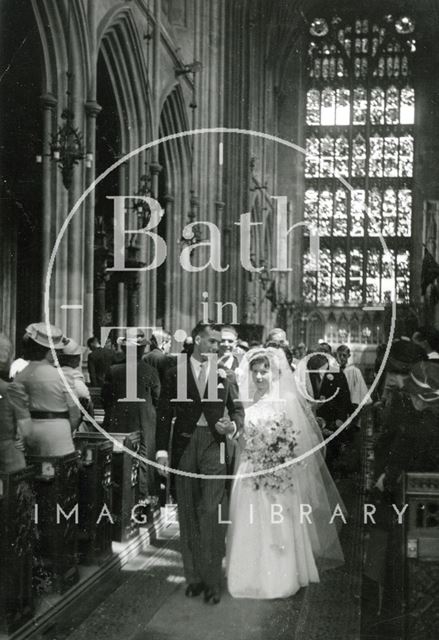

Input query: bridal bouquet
[244,411,298,493]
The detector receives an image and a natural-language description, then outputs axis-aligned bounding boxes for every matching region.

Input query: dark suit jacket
[157,361,245,468]
[310,370,352,427]
[218,354,240,372]
[102,359,160,434]
[88,347,114,387]
[386,409,439,487]
[143,348,176,385]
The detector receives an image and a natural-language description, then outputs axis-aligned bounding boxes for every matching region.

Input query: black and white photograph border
[1,1,439,639]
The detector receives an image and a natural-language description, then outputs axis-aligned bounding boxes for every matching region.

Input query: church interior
[1,1,439,638]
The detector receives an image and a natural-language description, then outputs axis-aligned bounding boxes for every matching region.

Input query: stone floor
[48,479,362,640]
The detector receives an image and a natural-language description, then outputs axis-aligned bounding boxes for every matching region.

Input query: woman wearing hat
[373,338,425,480]
[0,333,27,473]
[8,323,81,456]
[378,360,439,491]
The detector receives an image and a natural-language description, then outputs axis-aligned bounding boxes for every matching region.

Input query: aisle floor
[62,479,361,640]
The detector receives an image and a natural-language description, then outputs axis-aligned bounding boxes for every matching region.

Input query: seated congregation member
[8,323,80,457]
[0,333,26,473]
[376,361,439,493]
[306,352,352,471]
[142,329,175,384]
[87,336,114,387]
[412,325,439,360]
[102,333,160,504]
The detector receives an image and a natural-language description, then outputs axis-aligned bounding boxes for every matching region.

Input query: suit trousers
[175,426,228,589]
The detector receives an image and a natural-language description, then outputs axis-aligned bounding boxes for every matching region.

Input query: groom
[156,322,244,604]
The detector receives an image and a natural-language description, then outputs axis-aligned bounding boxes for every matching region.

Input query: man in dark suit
[217,325,240,371]
[156,323,244,604]
[87,336,114,387]
[142,328,176,384]
[102,333,160,503]
[307,352,352,471]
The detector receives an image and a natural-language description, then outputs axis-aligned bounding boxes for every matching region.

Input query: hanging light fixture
[395,16,415,35]
[35,3,91,189]
[309,18,329,37]
[179,53,203,247]
[133,166,153,228]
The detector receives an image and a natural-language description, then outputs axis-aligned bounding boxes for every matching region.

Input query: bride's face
[251,362,273,394]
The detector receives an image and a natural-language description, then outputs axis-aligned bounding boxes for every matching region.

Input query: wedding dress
[226,348,344,599]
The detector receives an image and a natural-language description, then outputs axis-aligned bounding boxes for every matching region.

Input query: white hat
[24,322,64,349]
[117,333,148,347]
[62,338,82,356]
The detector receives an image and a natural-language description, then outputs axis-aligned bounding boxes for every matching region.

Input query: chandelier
[36,1,92,190]
[132,168,153,228]
[180,190,203,246]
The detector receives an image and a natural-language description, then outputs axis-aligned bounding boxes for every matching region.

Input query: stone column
[148,160,162,324]
[83,100,101,342]
[163,193,175,332]
[127,274,140,327]
[116,157,128,336]
[40,93,57,319]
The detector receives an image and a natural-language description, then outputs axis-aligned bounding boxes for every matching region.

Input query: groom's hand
[157,454,169,478]
[215,417,236,437]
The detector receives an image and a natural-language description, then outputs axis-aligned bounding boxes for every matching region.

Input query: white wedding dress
[226,349,345,600]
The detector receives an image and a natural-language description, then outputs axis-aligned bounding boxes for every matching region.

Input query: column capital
[163,193,175,204]
[85,100,102,117]
[39,93,57,109]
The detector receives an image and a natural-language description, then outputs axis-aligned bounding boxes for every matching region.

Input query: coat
[309,370,352,427]
[102,359,160,434]
[156,361,245,469]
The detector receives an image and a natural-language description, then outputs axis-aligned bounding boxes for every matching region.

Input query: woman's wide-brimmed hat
[403,360,439,403]
[386,337,426,374]
[117,332,148,348]
[24,322,64,349]
[62,337,82,356]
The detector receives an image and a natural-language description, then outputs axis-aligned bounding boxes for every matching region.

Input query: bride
[226,347,344,599]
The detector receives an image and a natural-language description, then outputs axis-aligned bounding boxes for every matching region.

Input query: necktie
[197,361,207,397]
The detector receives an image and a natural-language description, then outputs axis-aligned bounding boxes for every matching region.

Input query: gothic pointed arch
[158,85,191,329]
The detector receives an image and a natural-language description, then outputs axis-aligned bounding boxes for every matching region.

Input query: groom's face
[195,327,220,360]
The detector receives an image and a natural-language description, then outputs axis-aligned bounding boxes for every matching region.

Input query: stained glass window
[303,14,415,306]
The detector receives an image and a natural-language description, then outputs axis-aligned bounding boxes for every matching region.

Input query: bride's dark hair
[249,353,270,370]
